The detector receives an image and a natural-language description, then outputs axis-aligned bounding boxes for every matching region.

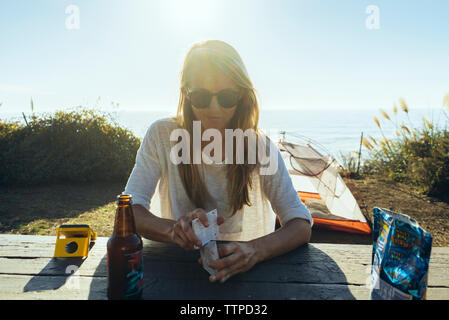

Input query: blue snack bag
[370,207,433,300]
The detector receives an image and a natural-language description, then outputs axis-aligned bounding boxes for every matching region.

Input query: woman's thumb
[217,216,225,225]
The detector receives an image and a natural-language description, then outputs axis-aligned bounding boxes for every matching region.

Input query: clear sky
[0,0,448,113]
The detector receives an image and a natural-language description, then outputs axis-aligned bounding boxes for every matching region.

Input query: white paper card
[200,240,219,275]
[192,209,218,248]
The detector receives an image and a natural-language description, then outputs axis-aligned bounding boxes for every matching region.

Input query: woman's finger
[210,248,241,270]
[188,208,207,224]
[173,233,190,250]
[196,209,209,227]
[211,257,246,283]
[218,242,238,258]
[174,221,193,249]
[189,208,222,228]
[217,216,225,226]
[220,266,246,283]
[180,217,202,247]
[174,222,189,243]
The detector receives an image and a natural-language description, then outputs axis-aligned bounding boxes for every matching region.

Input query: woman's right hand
[170,208,224,251]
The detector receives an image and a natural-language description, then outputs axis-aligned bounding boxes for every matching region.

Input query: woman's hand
[199,241,261,283]
[170,208,224,251]
[196,218,310,283]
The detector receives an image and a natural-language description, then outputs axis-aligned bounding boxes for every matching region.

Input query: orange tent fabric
[297,191,371,235]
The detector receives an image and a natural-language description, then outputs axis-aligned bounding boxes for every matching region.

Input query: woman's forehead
[187,62,237,90]
[189,72,237,91]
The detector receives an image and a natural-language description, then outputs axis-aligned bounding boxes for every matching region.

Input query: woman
[124,40,313,283]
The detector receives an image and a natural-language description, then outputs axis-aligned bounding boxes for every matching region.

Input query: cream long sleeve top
[124,117,313,241]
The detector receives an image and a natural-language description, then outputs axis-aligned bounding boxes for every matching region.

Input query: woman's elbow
[304,223,312,243]
[298,218,313,243]
[286,217,312,244]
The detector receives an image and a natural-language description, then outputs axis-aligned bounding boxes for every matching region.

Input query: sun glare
[159,0,222,31]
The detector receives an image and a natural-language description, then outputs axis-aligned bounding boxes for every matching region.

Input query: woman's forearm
[131,204,311,263]
[132,204,176,243]
[250,218,312,263]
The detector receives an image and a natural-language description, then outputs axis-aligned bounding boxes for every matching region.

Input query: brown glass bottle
[107,194,143,300]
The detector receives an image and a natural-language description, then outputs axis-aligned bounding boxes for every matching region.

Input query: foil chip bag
[370,207,433,300]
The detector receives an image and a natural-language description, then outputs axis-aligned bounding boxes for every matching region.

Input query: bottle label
[124,250,144,298]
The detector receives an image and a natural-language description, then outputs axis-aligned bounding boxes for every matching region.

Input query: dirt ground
[311,175,449,246]
[1,174,448,246]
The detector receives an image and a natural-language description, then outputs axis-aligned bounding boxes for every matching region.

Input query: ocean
[1,107,446,164]
[111,108,447,163]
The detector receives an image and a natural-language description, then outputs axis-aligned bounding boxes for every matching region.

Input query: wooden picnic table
[0,234,448,300]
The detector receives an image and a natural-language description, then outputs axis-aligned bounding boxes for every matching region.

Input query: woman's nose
[209,95,221,111]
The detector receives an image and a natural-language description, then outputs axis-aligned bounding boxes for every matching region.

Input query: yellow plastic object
[53,224,97,258]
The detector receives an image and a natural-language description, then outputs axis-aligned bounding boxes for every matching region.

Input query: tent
[276,133,372,235]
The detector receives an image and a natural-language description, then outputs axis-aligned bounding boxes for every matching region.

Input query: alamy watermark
[65,265,80,290]
[65,5,80,30]
[366,5,380,30]
[169,121,278,175]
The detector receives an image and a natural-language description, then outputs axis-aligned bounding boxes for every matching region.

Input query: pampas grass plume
[399,98,409,113]
[373,116,381,128]
[393,104,398,115]
[444,92,449,111]
[423,118,433,130]
[401,125,411,135]
[380,109,391,121]
[362,137,374,150]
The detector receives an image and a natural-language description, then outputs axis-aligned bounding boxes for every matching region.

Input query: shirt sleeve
[124,122,162,211]
[260,139,314,227]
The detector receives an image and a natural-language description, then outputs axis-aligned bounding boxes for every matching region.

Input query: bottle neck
[113,204,137,238]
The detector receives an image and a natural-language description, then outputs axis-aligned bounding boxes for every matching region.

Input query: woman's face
[188,67,240,133]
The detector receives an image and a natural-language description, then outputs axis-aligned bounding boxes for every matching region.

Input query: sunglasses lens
[218,89,240,108]
[188,88,241,109]
[190,90,211,109]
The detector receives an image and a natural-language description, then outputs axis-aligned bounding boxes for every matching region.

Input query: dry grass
[0,183,124,237]
[358,94,449,200]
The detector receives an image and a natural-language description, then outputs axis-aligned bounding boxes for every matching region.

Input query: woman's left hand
[198,241,261,283]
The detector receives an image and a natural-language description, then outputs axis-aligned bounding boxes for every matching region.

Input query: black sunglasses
[186,87,242,109]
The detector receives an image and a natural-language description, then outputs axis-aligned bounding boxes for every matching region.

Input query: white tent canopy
[278,136,371,235]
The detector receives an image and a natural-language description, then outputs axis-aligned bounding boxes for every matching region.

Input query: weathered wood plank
[0,236,381,286]
[138,276,449,300]
[0,274,106,300]
[0,273,367,300]
[2,234,448,262]
[2,256,447,288]
[1,248,447,287]
[1,274,448,300]
[0,256,370,285]
[0,235,108,258]
[0,234,448,300]
[2,234,448,257]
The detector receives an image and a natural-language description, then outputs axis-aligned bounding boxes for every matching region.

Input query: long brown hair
[173,40,262,216]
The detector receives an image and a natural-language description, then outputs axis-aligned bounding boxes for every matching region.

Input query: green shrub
[339,151,364,179]
[0,108,141,186]
[360,95,449,201]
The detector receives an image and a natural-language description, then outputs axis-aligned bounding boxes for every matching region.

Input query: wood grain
[0,234,447,300]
